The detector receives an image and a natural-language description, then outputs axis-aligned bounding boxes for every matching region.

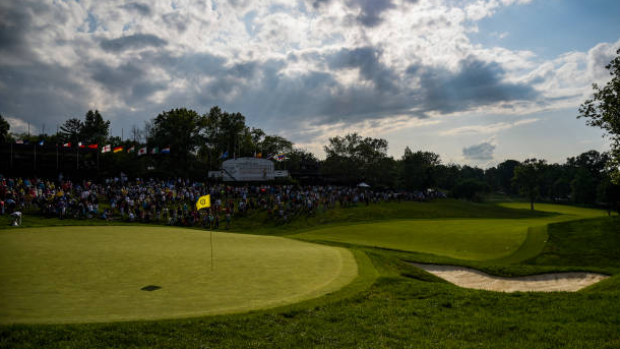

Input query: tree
[60,118,84,144]
[451,179,488,201]
[204,106,247,158]
[0,114,10,144]
[81,110,110,145]
[512,159,547,210]
[578,48,620,183]
[323,133,391,185]
[495,160,521,195]
[148,108,205,169]
[400,148,441,191]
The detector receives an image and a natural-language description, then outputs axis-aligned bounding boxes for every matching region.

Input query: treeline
[1,109,619,210]
[0,108,303,179]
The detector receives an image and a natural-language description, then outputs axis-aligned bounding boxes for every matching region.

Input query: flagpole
[10,142,13,170]
[76,145,79,170]
[56,144,59,170]
[210,229,214,271]
[33,143,36,170]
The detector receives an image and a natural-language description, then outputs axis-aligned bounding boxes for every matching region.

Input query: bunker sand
[411,263,608,292]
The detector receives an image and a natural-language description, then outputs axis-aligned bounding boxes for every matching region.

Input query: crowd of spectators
[0,176,445,229]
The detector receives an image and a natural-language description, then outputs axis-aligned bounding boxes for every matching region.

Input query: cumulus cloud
[441,118,538,136]
[0,0,615,153]
[463,142,496,160]
[100,34,167,52]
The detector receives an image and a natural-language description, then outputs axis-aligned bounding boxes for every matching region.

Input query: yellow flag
[196,194,211,210]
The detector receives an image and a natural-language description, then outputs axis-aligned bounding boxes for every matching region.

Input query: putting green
[0,226,357,324]
[294,204,606,261]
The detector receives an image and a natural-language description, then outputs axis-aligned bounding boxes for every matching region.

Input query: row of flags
[16,139,287,161]
[99,145,171,155]
[14,140,170,155]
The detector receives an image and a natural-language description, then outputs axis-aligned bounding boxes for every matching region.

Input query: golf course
[0,226,357,323]
[1,200,619,348]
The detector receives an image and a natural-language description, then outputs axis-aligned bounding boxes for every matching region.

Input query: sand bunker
[410,262,608,292]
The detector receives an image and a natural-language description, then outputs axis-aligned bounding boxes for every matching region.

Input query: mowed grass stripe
[0,226,358,324]
[294,204,607,261]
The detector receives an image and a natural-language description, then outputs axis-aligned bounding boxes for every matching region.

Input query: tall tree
[0,114,9,144]
[204,106,247,158]
[400,147,441,191]
[513,159,547,210]
[60,118,84,144]
[578,48,620,183]
[148,108,204,167]
[323,133,391,185]
[496,160,521,195]
[81,110,110,145]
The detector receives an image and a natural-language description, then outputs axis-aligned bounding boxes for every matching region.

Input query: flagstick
[210,229,214,271]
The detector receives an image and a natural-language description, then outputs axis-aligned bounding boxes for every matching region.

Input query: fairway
[0,226,357,324]
[294,204,607,260]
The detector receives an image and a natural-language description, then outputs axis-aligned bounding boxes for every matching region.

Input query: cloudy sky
[1,0,619,166]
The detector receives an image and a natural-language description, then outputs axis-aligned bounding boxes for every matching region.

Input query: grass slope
[0,226,357,324]
[293,204,606,261]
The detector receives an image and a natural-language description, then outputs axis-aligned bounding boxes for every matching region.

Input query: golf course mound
[0,226,358,324]
[294,204,607,261]
[410,263,608,292]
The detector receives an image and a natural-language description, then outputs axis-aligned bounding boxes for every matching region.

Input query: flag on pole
[113,146,123,153]
[38,140,45,146]
[102,144,111,153]
[276,153,286,161]
[161,147,170,154]
[62,142,71,148]
[88,144,98,149]
[127,145,135,153]
[220,151,229,159]
[150,147,159,154]
[138,147,147,156]
[196,194,211,210]
[257,152,262,158]
[78,142,86,148]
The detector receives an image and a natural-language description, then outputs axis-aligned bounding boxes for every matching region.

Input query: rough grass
[524,217,620,273]
[0,226,357,324]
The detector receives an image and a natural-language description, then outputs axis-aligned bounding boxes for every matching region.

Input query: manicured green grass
[524,217,620,272]
[294,219,534,260]
[227,199,555,235]
[2,245,619,349]
[292,204,607,261]
[0,226,357,324]
[1,202,619,348]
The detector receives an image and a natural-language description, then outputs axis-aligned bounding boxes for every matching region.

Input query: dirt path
[410,262,608,292]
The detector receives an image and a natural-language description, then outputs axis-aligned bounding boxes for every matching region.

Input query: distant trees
[400,148,441,191]
[323,133,395,186]
[0,114,9,144]
[148,108,204,167]
[81,110,110,145]
[59,110,110,146]
[578,48,620,183]
[59,118,84,144]
[512,159,547,210]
